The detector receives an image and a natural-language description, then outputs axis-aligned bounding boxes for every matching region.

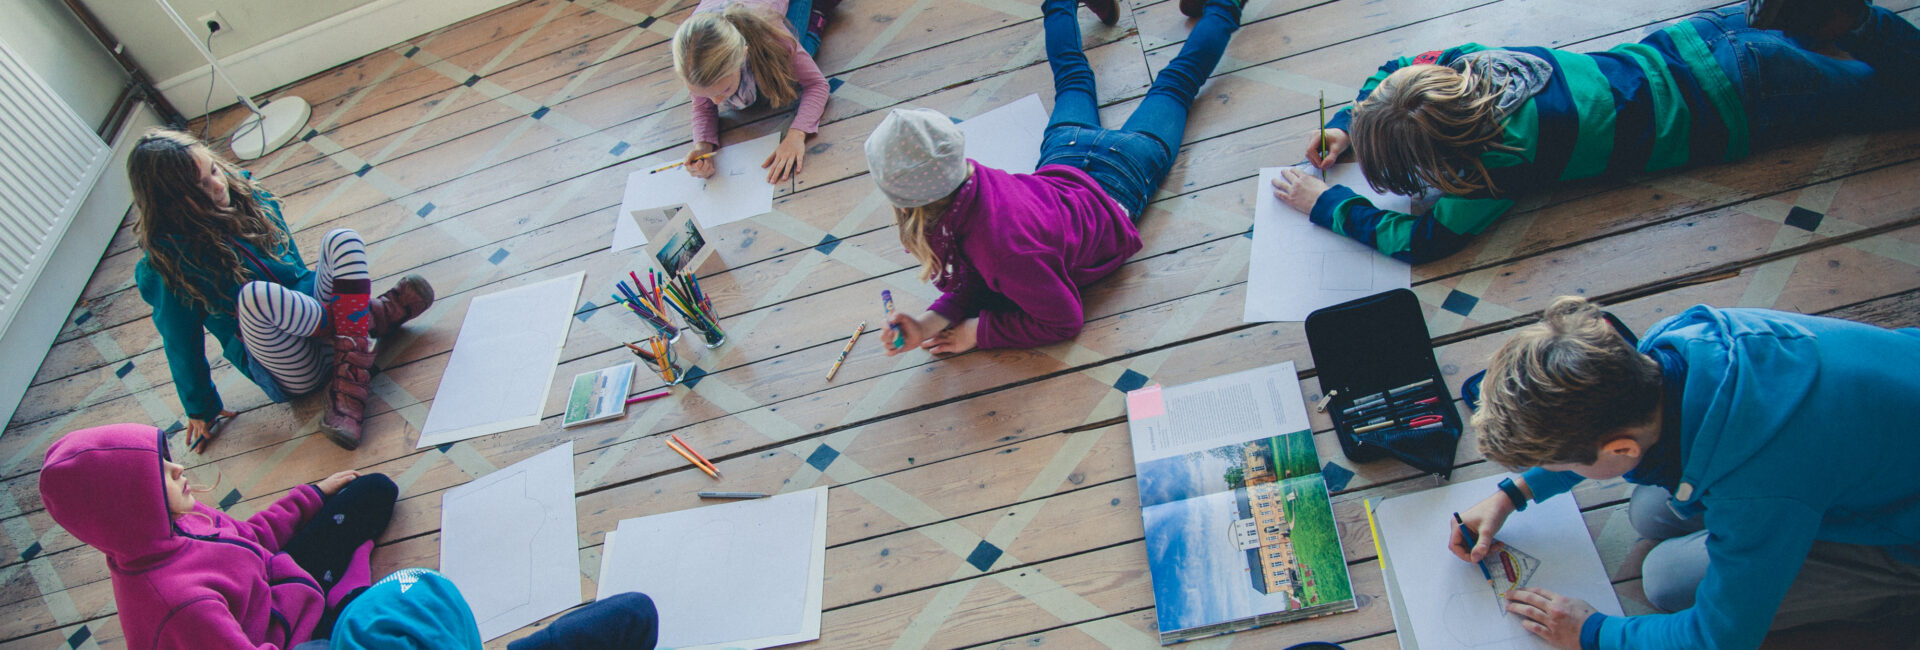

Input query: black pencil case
[1304,288,1461,479]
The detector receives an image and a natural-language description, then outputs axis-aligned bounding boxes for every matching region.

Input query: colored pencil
[826,321,866,381]
[670,433,719,475]
[626,390,671,405]
[882,290,905,349]
[699,492,768,499]
[1317,90,1328,179]
[664,438,717,478]
[652,151,714,173]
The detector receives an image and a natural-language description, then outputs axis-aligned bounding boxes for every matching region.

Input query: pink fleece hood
[40,424,184,568]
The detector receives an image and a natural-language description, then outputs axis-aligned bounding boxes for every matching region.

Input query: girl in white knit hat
[868,0,1243,354]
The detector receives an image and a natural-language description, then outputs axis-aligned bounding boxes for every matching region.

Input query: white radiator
[0,39,111,341]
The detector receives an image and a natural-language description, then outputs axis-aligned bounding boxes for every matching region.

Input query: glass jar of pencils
[664,271,726,348]
[629,336,685,385]
[683,313,726,349]
[615,272,681,343]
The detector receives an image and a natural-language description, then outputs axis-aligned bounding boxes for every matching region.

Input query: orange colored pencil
[664,438,718,479]
[670,433,720,476]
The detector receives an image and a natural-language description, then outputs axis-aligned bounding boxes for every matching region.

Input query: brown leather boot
[319,336,376,450]
[368,274,434,339]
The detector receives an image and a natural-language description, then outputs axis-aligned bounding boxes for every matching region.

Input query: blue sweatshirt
[1520,306,1920,650]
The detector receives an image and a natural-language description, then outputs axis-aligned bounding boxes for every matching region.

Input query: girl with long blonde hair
[671,0,837,184]
[1268,1,1920,264]
[129,129,434,451]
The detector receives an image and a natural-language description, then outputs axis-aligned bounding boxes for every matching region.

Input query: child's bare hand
[185,410,238,454]
[1305,128,1350,168]
[686,143,717,179]
[763,130,807,184]
[316,471,360,496]
[1506,588,1596,649]
[1272,167,1331,214]
[1449,492,1516,563]
[924,319,978,355]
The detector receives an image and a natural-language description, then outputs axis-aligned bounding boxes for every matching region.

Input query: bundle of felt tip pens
[627,335,683,385]
[612,270,679,342]
[1336,378,1449,441]
[662,270,726,348]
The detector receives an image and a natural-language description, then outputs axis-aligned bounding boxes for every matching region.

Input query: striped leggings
[236,228,369,396]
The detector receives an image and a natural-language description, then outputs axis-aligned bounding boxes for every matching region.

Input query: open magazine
[1125,361,1356,644]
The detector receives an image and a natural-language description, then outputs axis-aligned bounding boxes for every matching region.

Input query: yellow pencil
[1364,498,1385,561]
[652,151,715,174]
[825,321,866,381]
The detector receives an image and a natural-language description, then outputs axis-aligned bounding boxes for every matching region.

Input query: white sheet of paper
[596,486,828,649]
[418,272,584,448]
[615,131,781,236]
[440,442,583,641]
[1125,361,1309,464]
[1375,474,1624,650]
[1243,164,1414,323]
[958,94,1047,174]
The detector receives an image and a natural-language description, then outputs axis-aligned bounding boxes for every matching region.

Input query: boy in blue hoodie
[1456,297,1920,650]
[320,568,659,649]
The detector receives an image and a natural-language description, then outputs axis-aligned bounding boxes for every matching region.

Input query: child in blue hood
[321,568,658,650]
[1458,296,1920,650]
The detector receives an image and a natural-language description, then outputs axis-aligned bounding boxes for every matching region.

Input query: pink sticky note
[1126,384,1165,418]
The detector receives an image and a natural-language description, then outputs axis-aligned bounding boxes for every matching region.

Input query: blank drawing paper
[958,94,1047,174]
[1244,164,1414,323]
[597,486,828,650]
[440,442,583,641]
[1374,474,1623,650]
[418,272,585,448]
[614,131,782,240]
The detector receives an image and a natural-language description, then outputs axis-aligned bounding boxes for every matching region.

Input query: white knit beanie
[865,107,968,208]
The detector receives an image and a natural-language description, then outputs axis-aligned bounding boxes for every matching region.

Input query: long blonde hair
[1350,64,1517,197]
[1473,297,1663,468]
[896,194,958,283]
[129,129,287,315]
[673,5,801,109]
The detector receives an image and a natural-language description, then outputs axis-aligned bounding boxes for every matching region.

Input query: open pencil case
[1304,288,1461,479]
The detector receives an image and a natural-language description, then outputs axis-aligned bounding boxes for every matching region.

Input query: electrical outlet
[197,11,229,37]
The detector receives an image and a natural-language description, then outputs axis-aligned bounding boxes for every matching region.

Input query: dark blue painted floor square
[66,625,90,649]
[116,361,134,378]
[805,444,839,471]
[1113,369,1149,393]
[354,163,373,177]
[417,202,436,218]
[488,248,510,265]
[966,540,1003,572]
[680,365,709,388]
[1321,462,1357,492]
[576,301,597,322]
[1441,289,1478,317]
[1785,206,1824,232]
[530,106,550,120]
[74,310,91,325]
[815,234,841,255]
[219,489,243,510]
[19,541,40,562]
[828,77,845,93]
[611,141,630,156]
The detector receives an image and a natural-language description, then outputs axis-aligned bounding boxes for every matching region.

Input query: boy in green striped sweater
[1269,1,1920,264]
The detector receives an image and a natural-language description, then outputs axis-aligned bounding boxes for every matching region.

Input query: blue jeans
[1687,5,1920,151]
[1035,0,1240,218]
[786,0,821,57]
[507,592,659,650]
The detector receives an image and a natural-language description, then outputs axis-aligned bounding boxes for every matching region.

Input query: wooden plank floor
[6,0,1919,647]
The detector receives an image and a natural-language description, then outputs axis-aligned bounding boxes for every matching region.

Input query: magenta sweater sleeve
[158,599,284,649]
[974,248,1086,349]
[691,96,721,147]
[783,38,830,135]
[232,484,324,552]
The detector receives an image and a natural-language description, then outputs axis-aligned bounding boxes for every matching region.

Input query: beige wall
[84,0,380,82]
[0,0,130,128]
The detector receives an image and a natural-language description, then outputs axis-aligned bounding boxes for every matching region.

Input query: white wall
[85,0,518,118]
[0,0,130,129]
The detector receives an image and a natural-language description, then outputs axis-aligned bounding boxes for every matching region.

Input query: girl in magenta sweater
[872,0,1241,354]
[40,423,396,648]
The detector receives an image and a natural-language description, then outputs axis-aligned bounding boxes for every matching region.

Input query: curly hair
[1473,296,1664,468]
[129,129,287,315]
[1350,64,1517,197]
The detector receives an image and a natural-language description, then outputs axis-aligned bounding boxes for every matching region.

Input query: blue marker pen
[1455,512,1495,585]
[882,290,905,349]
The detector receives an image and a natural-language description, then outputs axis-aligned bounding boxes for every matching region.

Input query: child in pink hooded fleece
[40,423,395,648]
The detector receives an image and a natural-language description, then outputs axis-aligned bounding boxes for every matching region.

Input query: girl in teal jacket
[1463,297,1920,649]
[130,130,434,451]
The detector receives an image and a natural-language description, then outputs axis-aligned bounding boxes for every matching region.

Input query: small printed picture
[562,362,635,428]
[652,207,709,276]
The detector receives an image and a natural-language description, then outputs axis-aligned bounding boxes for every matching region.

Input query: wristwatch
[1498,477,1528,511]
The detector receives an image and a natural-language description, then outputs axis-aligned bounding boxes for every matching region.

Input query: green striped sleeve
[1547,51,1616,181]
[1608,42,1693,172]
[1664,23,1750,161]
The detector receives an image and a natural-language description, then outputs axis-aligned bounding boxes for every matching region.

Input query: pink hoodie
[40,424,327,649]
